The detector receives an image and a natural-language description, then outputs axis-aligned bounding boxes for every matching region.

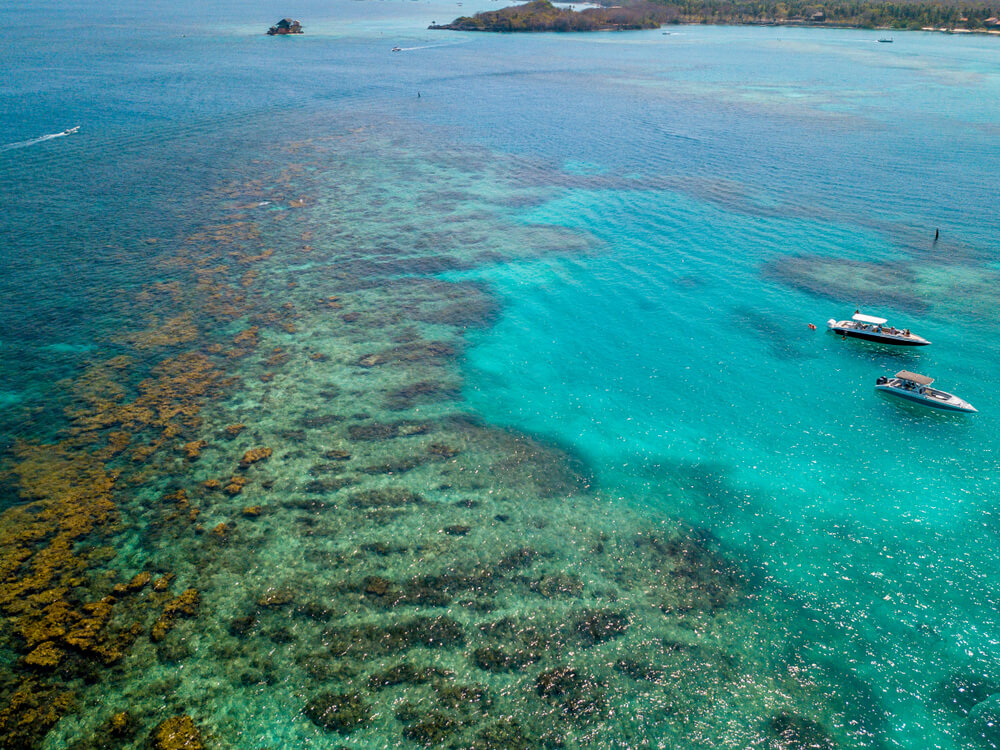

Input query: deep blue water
[3,1,1000,747]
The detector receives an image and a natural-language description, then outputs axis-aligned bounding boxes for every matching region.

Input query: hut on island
[267,18,303,35]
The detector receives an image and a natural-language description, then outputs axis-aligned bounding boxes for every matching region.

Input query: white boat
[61,126,80,135]
[391,46,402,52]
[875,371,976,413]
[827,312,930,346]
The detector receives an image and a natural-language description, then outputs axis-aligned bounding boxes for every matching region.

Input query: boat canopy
[852,313,888,325]
[895,371,934,385]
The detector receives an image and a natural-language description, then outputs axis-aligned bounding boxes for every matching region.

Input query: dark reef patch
[304,692,371,734]
[632,529,744,615]
[475,717,533,749]
[347,422,400,441]
[472,644,540,672]
[731,306,810,361]
[762,255,927,314]
[385,380,459,411]
[616,658,669,685]
[400,710,461,746]
[367,662,452,690]
[436,682,491,712]
[766,710,836,750]
[361,455,428,475]
[935,671,1000,717]
[299,414,345,428]
[573,609,629,646]
[349,487,424,508]
[325,616,465,657]
[346,420,431,442]
[535,667,606,717]
[965,695,1000,749]
[528,572,583,598]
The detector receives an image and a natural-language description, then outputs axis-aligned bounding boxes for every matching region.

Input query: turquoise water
[454,28,1000,747]
[3,1,1000,748]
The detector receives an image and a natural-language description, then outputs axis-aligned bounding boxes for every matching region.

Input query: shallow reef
[0,126,864,749]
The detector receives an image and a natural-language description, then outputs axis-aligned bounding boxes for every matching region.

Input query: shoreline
[432,14,1000,35]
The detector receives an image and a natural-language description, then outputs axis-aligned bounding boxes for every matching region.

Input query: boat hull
[827,321,930,346]
[836,328,928,345]
[875,385,976,413]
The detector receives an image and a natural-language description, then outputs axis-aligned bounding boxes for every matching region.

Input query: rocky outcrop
[267,18,303,35]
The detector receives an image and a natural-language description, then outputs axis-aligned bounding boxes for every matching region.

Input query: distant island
[430,0,662,30]
[267,18,303,35]
[430,0,1000,33]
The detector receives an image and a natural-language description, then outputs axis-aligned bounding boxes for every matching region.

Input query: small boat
[876,371,976,413]
[827,312,929,346]
[878,38,893,42]
[61,126,80,135]
[391,46,402,52]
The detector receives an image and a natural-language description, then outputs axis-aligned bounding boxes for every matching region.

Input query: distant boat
[878,38,893,42]
[61,126,80,135]
[876,371,976,413]
[391,46,402,51]
[827,312,930,346]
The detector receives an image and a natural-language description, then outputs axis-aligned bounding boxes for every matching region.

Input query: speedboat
[827,312,929,346]
[875,371,976,413]
[61,126,80,135]
[878,38,893,42]
[391,46,402,52]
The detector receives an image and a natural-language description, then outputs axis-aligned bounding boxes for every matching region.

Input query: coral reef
[149,716,204,750]
[238,447,272,468]
[0,679,75,749]
[303,692,370,733]
[151,589,200,642]
[1,129,862,750]
[181,440,207,460]
[767,711,836,750]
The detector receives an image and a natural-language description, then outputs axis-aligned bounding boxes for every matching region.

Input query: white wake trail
[395,40,472,51]
[1,127,78,152]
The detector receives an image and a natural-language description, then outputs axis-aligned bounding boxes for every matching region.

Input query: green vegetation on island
[430,0,1000,32]
[429,0,664,31]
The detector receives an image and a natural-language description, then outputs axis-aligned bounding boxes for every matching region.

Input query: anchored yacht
[827,312,929,346]
[875,371,976,413]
